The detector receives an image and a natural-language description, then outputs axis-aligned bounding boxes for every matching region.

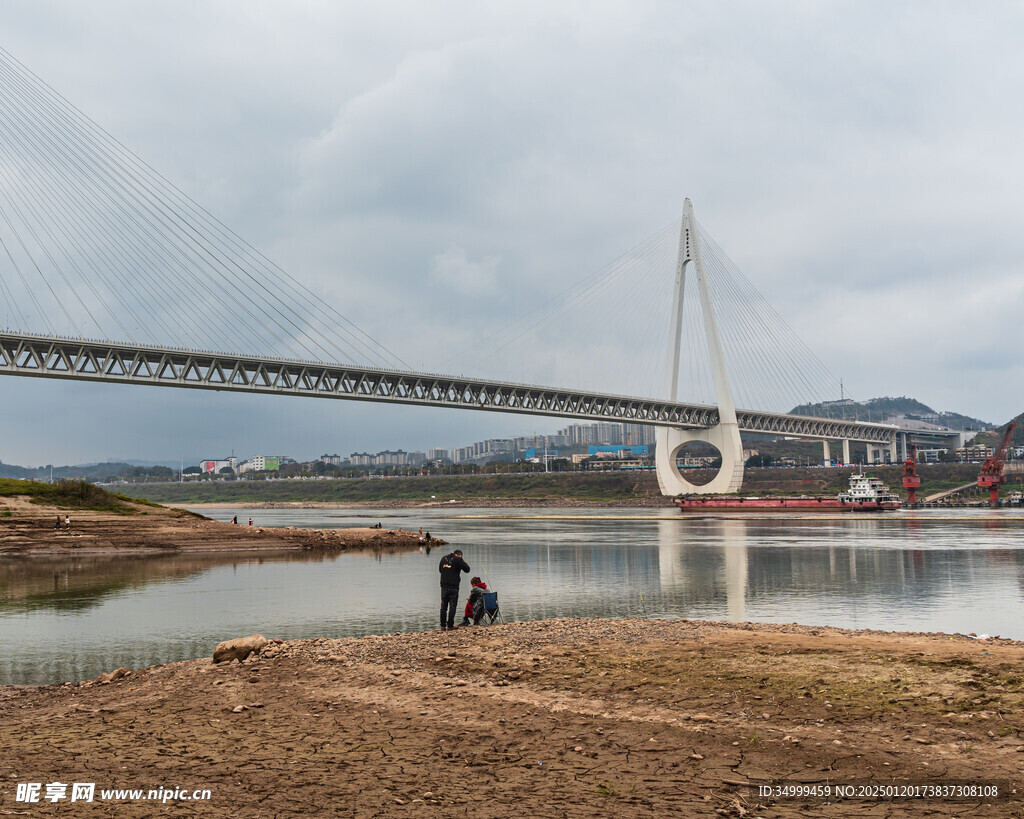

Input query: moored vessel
[675,472,902,513]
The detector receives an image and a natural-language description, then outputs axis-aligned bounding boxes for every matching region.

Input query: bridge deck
[0,332,897,442]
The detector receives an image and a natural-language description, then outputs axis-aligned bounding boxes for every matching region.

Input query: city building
[955,445,993,463]
[556,422,656,447]
[199,456,237,474]
[345,450,425,467]
[248,455,282,472]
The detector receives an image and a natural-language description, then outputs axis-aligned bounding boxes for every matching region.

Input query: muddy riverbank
[0,495,438,555]
[2,618,1021,817]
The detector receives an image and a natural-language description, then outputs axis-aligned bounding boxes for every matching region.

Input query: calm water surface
[2,506,1024,685]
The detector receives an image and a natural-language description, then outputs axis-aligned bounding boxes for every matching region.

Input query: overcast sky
[2,1,1022,467]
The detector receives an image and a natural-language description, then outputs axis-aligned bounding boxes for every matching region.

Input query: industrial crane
[977,423,1017,506]
[902,444,920,506]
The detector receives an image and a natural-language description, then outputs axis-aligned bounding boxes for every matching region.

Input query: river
[2,506,1023,685]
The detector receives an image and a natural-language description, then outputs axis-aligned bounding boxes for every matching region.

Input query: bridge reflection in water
[654,515,1024,634]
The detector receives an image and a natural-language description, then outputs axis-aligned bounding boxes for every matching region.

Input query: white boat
[837,473,902,509]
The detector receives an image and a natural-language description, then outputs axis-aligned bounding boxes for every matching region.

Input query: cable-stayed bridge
[0,48,898,494]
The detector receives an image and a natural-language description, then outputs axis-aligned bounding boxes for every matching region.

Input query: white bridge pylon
[655,200,745,496]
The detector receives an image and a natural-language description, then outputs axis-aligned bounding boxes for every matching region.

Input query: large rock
[213,634,268,664]
[95,667,131,684]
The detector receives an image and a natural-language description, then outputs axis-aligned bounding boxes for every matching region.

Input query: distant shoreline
[177,497,673,510]
[111,463,1001,509]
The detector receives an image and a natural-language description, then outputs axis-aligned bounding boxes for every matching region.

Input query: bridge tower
[655,200,744,496]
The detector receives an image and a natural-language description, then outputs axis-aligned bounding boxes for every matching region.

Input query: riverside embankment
[117,464,999,509]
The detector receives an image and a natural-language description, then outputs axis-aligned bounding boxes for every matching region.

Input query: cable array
[0,47,406,368]
[0,47,848,415]
[442,218,848,415]
[695,221,850,413]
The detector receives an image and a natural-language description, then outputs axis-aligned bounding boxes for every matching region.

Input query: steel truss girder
[0,333,896,443]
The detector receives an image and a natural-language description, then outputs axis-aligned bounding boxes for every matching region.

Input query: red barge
[675,473,902,513]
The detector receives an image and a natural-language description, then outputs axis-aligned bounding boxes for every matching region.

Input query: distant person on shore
[64,515,70,530]
[460,576,488,626]
[248,518,253,526]
[54,516,61,530]
[231,515,238,525]
[438,549,470,630]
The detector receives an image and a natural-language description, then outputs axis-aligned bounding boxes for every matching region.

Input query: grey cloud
[1,1,1023,469]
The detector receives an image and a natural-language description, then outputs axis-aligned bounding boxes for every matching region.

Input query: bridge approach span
[0,332,896,444]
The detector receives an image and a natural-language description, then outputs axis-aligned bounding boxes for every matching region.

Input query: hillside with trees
[789,396,992,431]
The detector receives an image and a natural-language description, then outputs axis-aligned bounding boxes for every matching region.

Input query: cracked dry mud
[2,618,1023,817]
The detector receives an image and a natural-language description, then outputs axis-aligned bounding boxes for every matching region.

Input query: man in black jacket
[438,549,470,630]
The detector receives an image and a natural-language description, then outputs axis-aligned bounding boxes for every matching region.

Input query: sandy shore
[0,496,442,555]
[2,618,1021,817]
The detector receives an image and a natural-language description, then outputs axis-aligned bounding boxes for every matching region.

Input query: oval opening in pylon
[671,441,723,487]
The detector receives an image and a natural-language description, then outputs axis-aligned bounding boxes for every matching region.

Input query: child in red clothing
[460,577,488,626]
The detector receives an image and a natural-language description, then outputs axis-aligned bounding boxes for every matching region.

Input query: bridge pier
[822,438,851,465]
[655,423,744,495]
[866,440,898,465]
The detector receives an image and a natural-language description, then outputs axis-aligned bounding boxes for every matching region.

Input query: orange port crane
[977,423,1017,506]
[902,444,920,505]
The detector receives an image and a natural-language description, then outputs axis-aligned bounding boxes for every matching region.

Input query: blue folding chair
[481,591,503,624]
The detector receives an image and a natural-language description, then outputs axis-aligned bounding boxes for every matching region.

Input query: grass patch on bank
[0,478,139,513]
